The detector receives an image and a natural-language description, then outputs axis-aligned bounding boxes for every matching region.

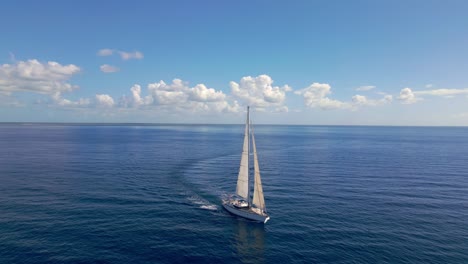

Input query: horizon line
[0,122,467,128]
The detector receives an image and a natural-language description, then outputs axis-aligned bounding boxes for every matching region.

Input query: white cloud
[52,92,90,107]
[118,51,144,60]
[414,88,468,96]
[95,94,115,107]
[295,83,392,110]
[230,75,290,108]
[97,49,114,56]
[190,84,226,102]
[352,94,393,106]
[356,85,376,91]
[397,87,468,104]
[398,87,420,104]
[425,84,433,88]
[0,59,80,95]
[117,79,238,113]
[294,82,350,110]
[100,64,120,73]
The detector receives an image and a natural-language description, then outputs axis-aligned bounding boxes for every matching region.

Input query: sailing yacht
[223,106,270,223]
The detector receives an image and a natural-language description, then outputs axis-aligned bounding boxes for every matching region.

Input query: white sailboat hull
[223,202,270,223]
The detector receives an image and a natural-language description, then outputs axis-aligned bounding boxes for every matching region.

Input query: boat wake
[187,195,218,211]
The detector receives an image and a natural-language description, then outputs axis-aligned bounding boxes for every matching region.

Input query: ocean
[0,124,467,263]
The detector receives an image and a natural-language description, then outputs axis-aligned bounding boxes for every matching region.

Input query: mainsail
[235,113,249,199]
[251,129,266,212]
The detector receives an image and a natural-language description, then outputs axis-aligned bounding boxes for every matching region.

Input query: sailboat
[223,106,270,223]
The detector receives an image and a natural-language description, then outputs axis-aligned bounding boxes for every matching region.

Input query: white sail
[236,118,249,199]
[251,128,266,212]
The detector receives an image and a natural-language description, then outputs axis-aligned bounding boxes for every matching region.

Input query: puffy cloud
[117,79,238,113]
[190,84,226,102]
[398,88,419,104]
[296,83,392,110]
[118,84,151,107]
[147,80,189,105]
[294,82,350,110]
[100,64,120,73]
[356,85,376,91]
[95,94,115,107]
[0,59,80,95]
[97,49,144,60]
[230,75,291,108]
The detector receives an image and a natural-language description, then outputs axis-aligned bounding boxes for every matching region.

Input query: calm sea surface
[0,124,467,263]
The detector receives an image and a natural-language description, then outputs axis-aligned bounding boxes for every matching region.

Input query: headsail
[235,111,249,199]
[251,127,266,212]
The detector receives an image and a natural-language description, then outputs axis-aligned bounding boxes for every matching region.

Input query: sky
[1,0,468,125]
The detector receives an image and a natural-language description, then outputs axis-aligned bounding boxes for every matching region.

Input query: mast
[247,106,250,206]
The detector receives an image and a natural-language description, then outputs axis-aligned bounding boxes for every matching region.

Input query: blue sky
[1,0,468,125]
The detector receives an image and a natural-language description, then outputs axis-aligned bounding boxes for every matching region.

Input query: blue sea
[0,124,467,263]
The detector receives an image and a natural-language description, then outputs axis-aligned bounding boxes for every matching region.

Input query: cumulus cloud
[398,87,419,104]
[294,82,350,110]
[230,75,291,108]
[0,59,80,95]
[295,83,392,110]
[356,85,376,91]
[100,64,120,73]
[117,79,239,113]
[96,94,115,107]
[190,84,226,102]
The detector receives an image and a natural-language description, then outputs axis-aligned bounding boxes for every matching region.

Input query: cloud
[97,49,144,60]
[118,51,144,60]
[425,84,433,88]
[95,94,115,107]
[397,87,468,104]
[117,79,239,113]
[51,92,90,107]
[414,88,468,96]
[97,49,114,56]
[294,82,350,110]
[0,59,80,95]
[352,94,393,106]
[100,64,120,73]
[190,84,226,102]
[398,87,420,104]
[356,85,376,91]
[230,75,291,108]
